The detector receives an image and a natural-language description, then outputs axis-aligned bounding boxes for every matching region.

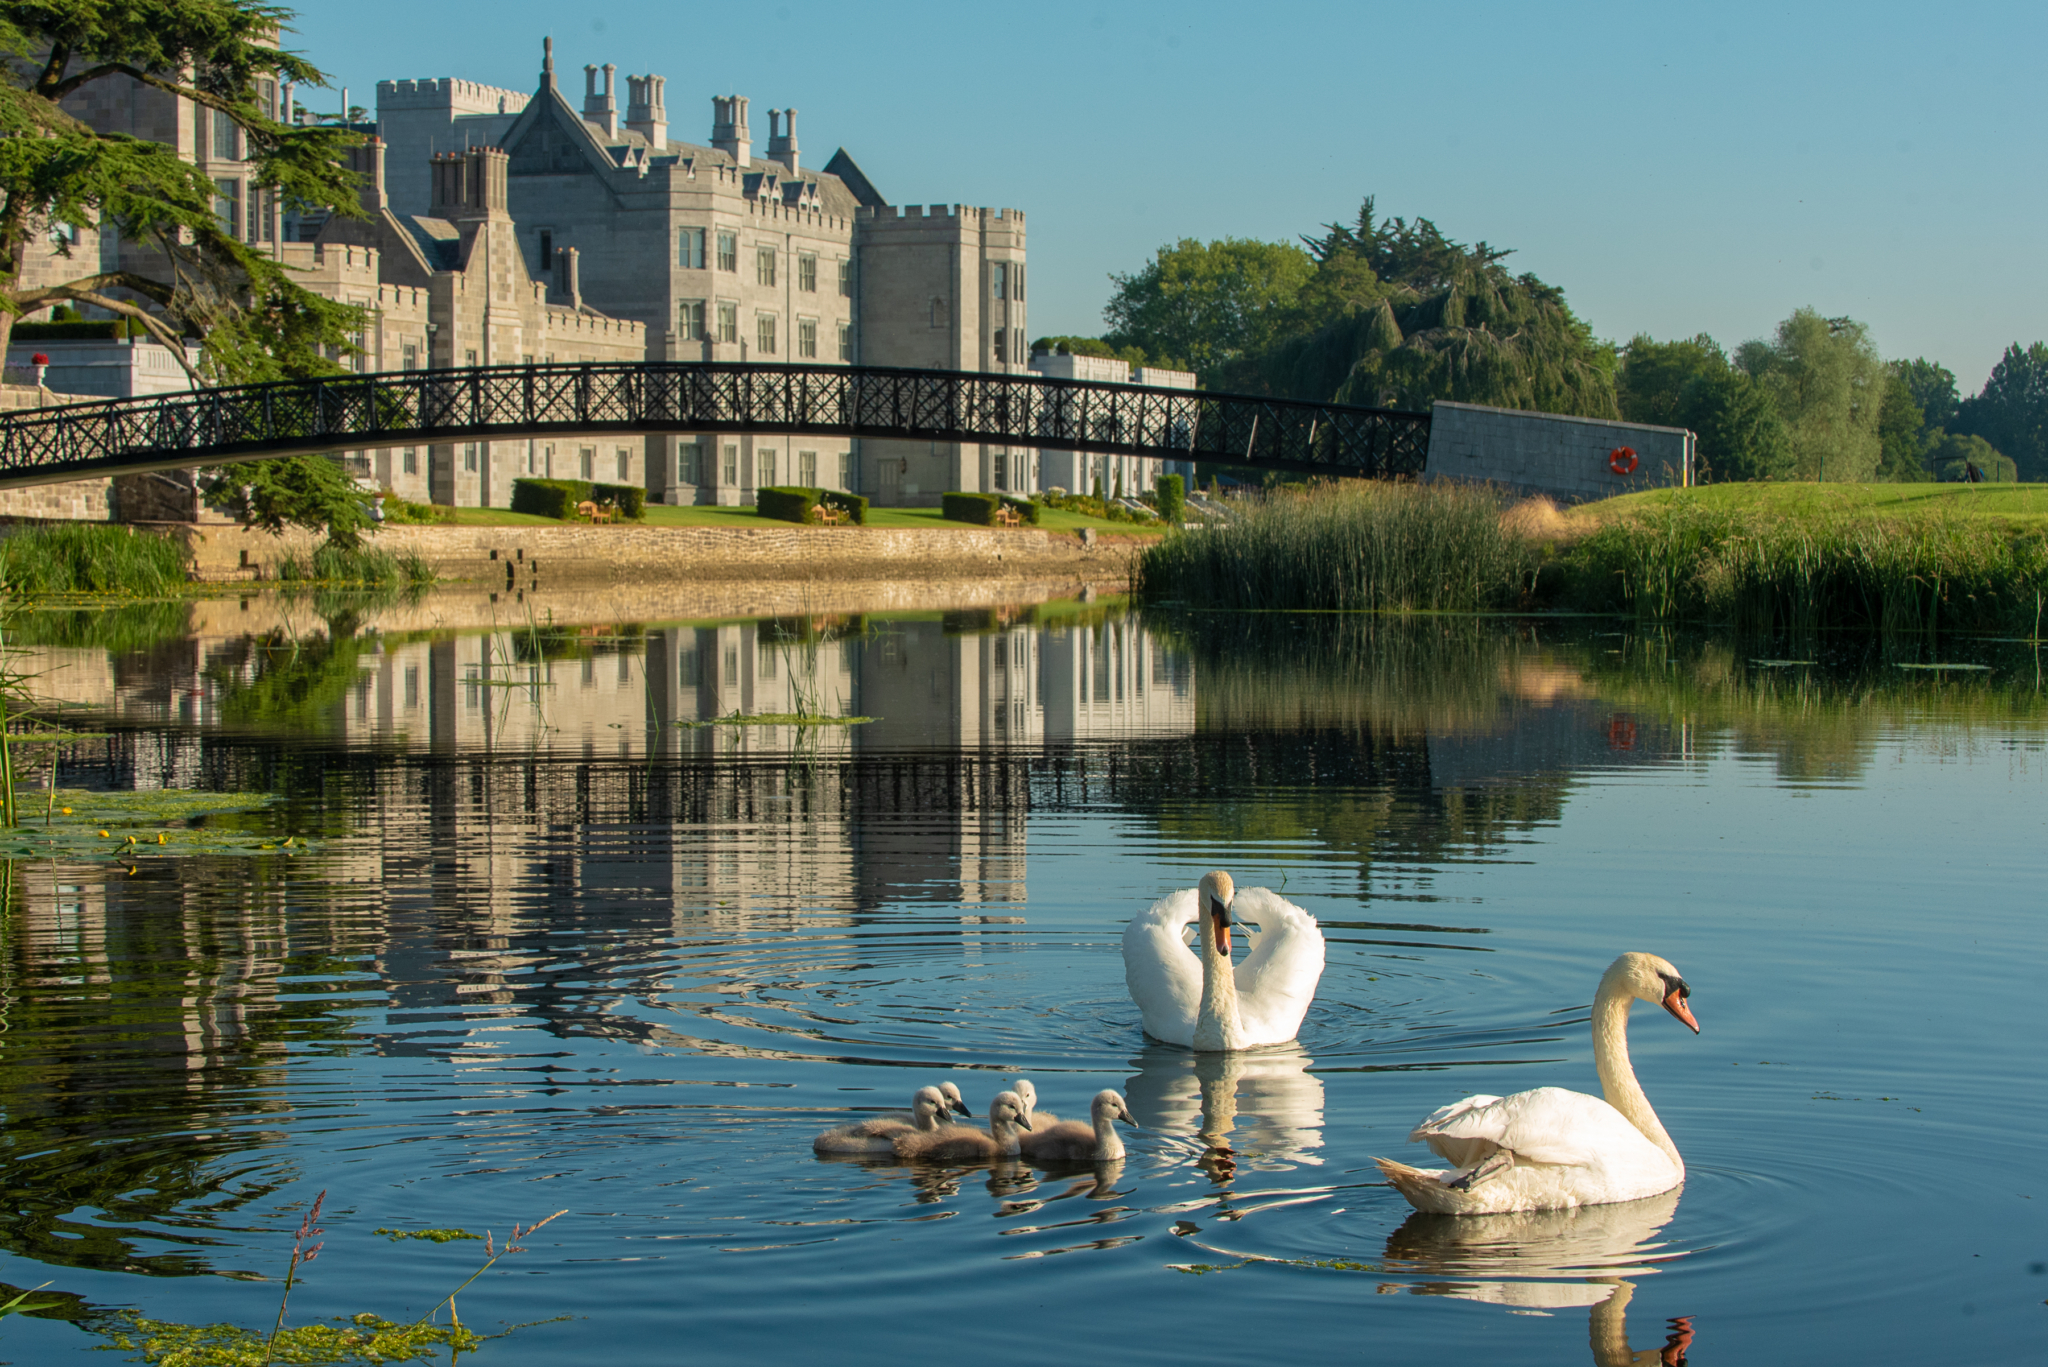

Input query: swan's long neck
[1092,1104,1126,1161]
[1193,923,1240,1050]
[992,1112,1023,1153]
[1591,980,1682,1175]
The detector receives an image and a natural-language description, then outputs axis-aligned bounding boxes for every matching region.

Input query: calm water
[1,600,2044,1364]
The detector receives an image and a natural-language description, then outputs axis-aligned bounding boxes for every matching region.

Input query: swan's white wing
[1227,887,1325,1046]
[1121,888,1203,1047]
[1415,1086,1657,1170]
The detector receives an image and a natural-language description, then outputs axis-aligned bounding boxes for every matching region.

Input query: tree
[1955,342,2048,482]
[201,454,374,549]
[1927,431,2015,483]
[0,2,368,378]
[1102,237,1314,383]
[1893,357,1959,433]
[1735,310,1885,481]
[1874,371,1933,481]
[1617,334,1792,482]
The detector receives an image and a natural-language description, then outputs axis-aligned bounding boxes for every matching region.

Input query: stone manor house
[22,38,1171,510]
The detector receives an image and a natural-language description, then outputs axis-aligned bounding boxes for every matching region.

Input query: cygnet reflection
[1123,1042,1324,1165]
[1379,1190,1696,1365]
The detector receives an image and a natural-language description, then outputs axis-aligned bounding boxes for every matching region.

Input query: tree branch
[53,289,207,387]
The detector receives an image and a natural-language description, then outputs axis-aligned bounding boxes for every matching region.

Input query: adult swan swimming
[1376,952,1699,1214]
[1122,871,1325,1050]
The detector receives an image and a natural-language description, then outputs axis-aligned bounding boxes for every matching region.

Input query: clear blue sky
[293,0,2043,391]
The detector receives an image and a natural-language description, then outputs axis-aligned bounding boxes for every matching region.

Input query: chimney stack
[555,246,582,312]
[711,94,750,166]
[348,136,387,213]
[583,63,618,138]
[430,147,509,221]
[625,73,667,149]
[766,107,800,175]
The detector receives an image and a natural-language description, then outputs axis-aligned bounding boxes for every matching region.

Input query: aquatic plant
[265,1191,326,1363]
[276,543,435,589]
[0,523,188,597]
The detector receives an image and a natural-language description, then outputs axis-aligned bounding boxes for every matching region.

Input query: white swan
[1009,1078,1057,1129]
[1017,1089,1136,1163]
[1121,871,1325,1050]
[813,1085,954,1154]
[1376,952,1699,1214]
[892,1090,1034,1162]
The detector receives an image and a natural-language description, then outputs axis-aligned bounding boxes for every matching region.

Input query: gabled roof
[403,216,462,271]
[823,149,886,209]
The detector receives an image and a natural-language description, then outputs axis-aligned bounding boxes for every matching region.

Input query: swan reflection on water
[1123,1041,1324,1173]
[1380,1188,1697,1365]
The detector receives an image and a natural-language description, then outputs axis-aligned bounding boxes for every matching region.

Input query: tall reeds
[0,523,187,596]
[1135,480,1536,613]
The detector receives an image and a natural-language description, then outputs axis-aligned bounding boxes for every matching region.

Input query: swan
[892,1090,1034,1162]
[1376,952,1699,1214]
[1009,1078,1057,1129]
[1017,1089,1136,1163]
[1121,871,1325,1050]
[813,1085,955,1154]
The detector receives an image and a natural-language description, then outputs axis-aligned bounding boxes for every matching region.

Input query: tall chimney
[626,73,667,149]
[711,94,750,166]
[555,246,582,312]
[763,106,800,175]
[583,63,617,138]
[348,136,387,213]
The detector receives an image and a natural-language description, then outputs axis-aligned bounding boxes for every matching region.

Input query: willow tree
[0,1,366,378]
[1735,310,1884,482]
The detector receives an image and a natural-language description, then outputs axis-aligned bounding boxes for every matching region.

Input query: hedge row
[941,492,1040,527]
[13,319,151,341]
[509,478,647,520]
[756,486,868,525]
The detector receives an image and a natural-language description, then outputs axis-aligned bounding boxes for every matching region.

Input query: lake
[0,596,2042,1364]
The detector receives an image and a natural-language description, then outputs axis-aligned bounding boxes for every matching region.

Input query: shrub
[1156,473,1186,525]
[758,486,823,524]
[591,482,647,519]
[943,491,999,525]
[510,478,592,519]
[822,490,868,525]
[378,489,452,525]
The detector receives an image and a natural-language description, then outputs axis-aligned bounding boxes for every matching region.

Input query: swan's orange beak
[1207,896,1233,955]
[1662,986,1699,1034]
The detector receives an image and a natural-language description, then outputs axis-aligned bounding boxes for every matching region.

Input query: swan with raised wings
[1122,871,1325,1051]
[1376,952,1699,1214]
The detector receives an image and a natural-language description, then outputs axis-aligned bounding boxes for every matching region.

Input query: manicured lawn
[446,503,1157,534]
[1577,481,2048,531]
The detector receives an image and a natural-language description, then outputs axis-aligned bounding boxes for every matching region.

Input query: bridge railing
[0,361,1431,488]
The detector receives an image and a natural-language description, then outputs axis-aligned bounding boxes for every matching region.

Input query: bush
[822,490,868,525]
[12,318,149,341]
[378,489,452,525]
[511,478,592,519]
[591,482,647,519]
[757,486,821,523]
[1156,473,1186,525]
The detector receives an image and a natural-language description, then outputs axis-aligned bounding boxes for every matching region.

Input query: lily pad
[1893,662,1991,671]
[1,788,304,863]
[1750,659,1816,667]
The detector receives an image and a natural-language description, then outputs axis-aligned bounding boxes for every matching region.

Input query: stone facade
[1423,401,1694,503]
[1027,351,1197,499]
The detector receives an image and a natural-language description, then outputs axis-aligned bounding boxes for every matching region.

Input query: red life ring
[1609,446,1639,476]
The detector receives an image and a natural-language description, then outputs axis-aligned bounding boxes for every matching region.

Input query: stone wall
[0,384,111,521]
[1424,401,1693,503]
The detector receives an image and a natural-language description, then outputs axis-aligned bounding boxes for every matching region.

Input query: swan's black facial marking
[1659,972,1690,1001]
[1206,894,1233,954]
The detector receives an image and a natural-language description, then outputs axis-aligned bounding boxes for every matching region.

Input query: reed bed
[1135,481,1536,613]
[0,522,187,596]
[278,542,436,588]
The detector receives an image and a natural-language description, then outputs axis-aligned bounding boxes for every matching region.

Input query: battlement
[857,204,1025,226]
[377,78,528,117]
[745,199,848,233]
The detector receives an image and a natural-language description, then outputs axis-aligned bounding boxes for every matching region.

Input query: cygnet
[1017,1089,1137,1163]
[813,1086,953,1154]
[893,1090,1035,1162]
[1010,1078,1058,1129]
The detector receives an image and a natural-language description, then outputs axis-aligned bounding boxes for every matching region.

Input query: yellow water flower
[98,829,109,837]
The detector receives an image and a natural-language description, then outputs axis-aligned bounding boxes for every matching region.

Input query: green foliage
[1875,371,1933,481]
[1155,473,1186,525]
[509,477,592,519]
[202,455,376,550]
[375,1228,481,1243]
[590,481,646,519]
[1136,480,1536,612]
[1618,334,1794,482]
[9,598,190,651]
[1735,310,1886,481]
[1036,489,1156,524]
[10,317,148,339]
[103,1310,484,1365]
[0,2,372,379]
[376,489,452,525]
[757,485,823,523]
[1955,341,2048,481]
[1894,357,1960,432]
[209,629,365,730]
[1103,237,1316,382]
[1028,334,1171,368]
[0,522,187,594]
[942,492,1000,525]
[1927,431,2015,482]
[277,542,434,587]
[823,490,868,525]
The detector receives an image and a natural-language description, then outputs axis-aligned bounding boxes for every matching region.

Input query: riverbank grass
[0,522,186,595]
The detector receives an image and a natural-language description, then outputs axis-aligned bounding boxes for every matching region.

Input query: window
[526,440,537,474]
[930,296,948,329]
[404,665,419,708]
[402,447,418,475]
[212,110,237,161]
[992,451,1007,490]
[258,79,276,119]
[616,447,630,481]
[213,178,241,237]
[758,448,778,488]
[678,442,702,483]
[756,313,776,355]
[797,318,817,359]
[464,442,480,472]
[991,262,1008,300]
[799,254,817,292]
[755,246,776,287]
[537,229,553,274]
[401,342,419,370]
[838,322,851,361]
[837,259,851,297]
[837,451,852,489]
[543,443,555,477]
[722,444,739,484]
[1015,264,1025,300]
[678,227,705,269]
[758,639,778,679]
[678,300,706,340]
[464,349,478,368]
[679,647,700,686]
[799,450,817,485]
[579,446,595,480]
[992,328,1007,363]
[716,302,738,343]
[716,231,737,272]
[255,188,274,243]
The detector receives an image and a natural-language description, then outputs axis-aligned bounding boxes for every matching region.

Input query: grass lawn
[445,503,1156,534]
[1574,481,2048,532]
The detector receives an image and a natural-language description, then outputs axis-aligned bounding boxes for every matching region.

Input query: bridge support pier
[110,470,200,523]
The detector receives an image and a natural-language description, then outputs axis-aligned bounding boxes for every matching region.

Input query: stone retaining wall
[1424,400,1694,503]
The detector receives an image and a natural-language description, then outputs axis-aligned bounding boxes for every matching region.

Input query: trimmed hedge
[591,481,646,519]
[13,318,150,341]
[758,486,822,524]
[511,478,592,519]
[822,490,868,525]
[1156,473,1185,525]
[942,492,1040,526]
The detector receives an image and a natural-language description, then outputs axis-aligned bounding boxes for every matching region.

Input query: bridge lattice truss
[0,362,1432,489]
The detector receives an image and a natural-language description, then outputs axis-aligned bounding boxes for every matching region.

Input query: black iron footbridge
[0,361,1431,489]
